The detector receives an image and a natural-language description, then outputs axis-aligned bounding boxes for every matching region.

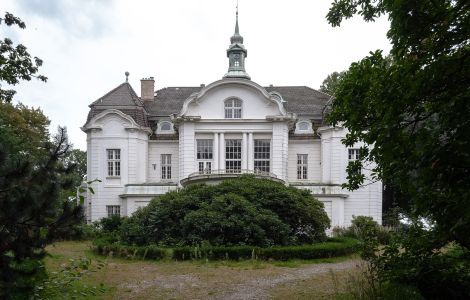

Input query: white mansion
[82,13,382,227]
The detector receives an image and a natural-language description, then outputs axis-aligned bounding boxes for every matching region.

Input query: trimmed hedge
[92,237,359,261]
[93,238,167,260]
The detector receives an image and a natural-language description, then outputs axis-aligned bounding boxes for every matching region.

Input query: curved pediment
[176,79,289,119]
[81,109,152,134]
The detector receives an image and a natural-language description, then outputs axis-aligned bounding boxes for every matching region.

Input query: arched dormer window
[295,120,313,134]
[224,98,242,119]
[156,120,175,134]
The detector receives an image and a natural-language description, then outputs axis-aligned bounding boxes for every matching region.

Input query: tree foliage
[120,176,330,247]
[0,12,47,103]
[326,0,470,248]
[325,0,470,297]
[0,13,84,298]
[319,71,345,95]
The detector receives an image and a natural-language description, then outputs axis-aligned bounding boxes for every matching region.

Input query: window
[196,139,213,159]
[295,120,313,134]
[224,98,242,119]
[106,205,120,217]
[298,122,309,131]
[254,140,270,173]
[197,139,213,174]
[161,154,172,180]
[234,60,240,67]
[160,122,171,131]
[107,149,120,177]
[348,149,360,161]
[157,121,174,134]
[225,139,242,172]
[297,154,308,180]
[198,161,212,174]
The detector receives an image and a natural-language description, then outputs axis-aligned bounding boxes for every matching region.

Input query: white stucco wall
[148,140,179,183]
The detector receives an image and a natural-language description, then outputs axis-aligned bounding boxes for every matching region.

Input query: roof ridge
[304,86,333,97]
[125,82,144,106]
[90,82,127,106]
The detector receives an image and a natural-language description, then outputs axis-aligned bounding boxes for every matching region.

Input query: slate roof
[264,86,331,118]
[90,82,142,107]
[85,82,331,127]
[144,85,331,117]
[86,82,147,127]
[145,87,202,116]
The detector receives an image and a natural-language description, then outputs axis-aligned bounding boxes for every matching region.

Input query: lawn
[43,241,360,299]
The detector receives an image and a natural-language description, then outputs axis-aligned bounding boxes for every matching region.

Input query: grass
[43,240,358,299]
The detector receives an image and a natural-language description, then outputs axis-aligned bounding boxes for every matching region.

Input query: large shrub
[120,175,330,247]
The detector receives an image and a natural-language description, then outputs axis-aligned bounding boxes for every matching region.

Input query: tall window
[161,154,172,180]
[225,139,242,172]
[107,149,120,177]
[297,154,308,180]
[196,139,213,159]
[348,149,360,161]
[197,139,213,174]
[254,140,270,173]
[224,98,242,119]
[106,205,120,217]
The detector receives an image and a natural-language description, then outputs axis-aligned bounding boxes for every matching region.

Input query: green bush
[93,237,359,261]
[120,175,330,247]
[332,215,393,245]
[99,215,123,233]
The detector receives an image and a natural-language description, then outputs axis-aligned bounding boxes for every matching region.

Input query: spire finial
[125,71,129,82]
[235,1,239,35]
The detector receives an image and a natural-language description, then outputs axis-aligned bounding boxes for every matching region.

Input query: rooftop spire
[224,2,250,80]
[235,1,239,34]
[230,2,243,45]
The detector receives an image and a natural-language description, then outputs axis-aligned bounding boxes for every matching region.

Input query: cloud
[14,0,115,38]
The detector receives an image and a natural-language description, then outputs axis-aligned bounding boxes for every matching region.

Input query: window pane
[297,154,308,180]
[225,139,241,172]
[254,140,270,173]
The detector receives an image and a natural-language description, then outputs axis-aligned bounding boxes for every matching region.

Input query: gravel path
[218,260,359,300]
[117,259,359,299]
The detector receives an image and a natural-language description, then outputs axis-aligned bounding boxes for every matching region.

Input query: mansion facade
[82,13,382,227]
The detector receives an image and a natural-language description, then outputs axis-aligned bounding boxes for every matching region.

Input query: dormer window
[224,98,242,119]
[295,120,313,134]
[156,121,175,134]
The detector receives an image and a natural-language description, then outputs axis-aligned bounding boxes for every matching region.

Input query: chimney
[141,77,155,101]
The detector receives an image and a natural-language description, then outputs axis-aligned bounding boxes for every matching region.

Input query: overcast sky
[1,0,391,150]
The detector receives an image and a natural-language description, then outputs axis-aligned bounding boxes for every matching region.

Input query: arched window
[298,122,309,131]
[224,98,242,119]
[160,122,171,131]
[157,121,174,134]
[295,120,313,133]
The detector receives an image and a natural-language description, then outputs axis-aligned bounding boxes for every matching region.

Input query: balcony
[180,169,284,187]
[290,183,349,198]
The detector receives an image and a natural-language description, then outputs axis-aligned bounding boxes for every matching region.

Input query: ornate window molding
[156,120,175,134]
[295,120,313,134]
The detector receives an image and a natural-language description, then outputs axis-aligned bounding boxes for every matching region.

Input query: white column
[247,132,254,170]
[242,132,248,170]
[219,132,225,170]
[213,132,219,170]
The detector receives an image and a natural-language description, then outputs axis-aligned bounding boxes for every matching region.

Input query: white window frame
[254,139,271,173]
[161,154,172,180]
[348,149,360,161]
[106,205,120,217]
[106,149,121,177]
[156,120,175,134]
[297,154,308,180]
[196,139,213,174]
[225,139,242,173]
[295,120,314,134]
[224,98,242,119]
